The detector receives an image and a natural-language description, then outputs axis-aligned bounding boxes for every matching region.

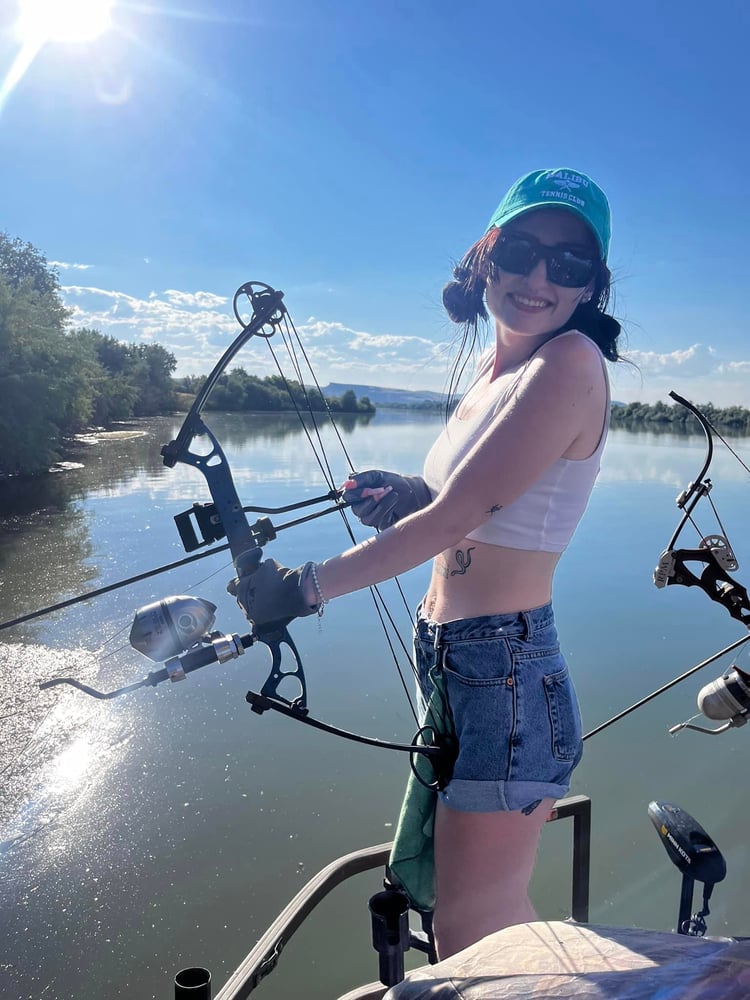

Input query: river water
[1,410,750,999]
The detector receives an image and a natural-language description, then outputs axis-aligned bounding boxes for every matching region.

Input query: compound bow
[653,391,750,627]
[37,281,445,772]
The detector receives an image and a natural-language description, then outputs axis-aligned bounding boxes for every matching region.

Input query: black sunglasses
[491,232,598,288]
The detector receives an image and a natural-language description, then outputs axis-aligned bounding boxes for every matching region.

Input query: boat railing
[177,792,592,1000]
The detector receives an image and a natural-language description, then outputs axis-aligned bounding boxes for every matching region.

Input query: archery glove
[227,559,318,631]
[343,470,432,531]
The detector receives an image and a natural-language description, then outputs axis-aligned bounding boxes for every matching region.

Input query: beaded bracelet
[310,562,328,618]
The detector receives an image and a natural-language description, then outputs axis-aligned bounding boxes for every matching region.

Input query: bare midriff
[420,538,561,622]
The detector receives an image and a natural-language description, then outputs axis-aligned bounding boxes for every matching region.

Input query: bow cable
[237,286,420,726]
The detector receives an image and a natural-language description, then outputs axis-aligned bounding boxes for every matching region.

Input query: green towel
[388,666,456,913]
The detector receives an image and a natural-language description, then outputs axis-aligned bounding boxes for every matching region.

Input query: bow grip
[234,547,263,578]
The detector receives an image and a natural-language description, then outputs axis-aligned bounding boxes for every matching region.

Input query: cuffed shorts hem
[438,778,571,813]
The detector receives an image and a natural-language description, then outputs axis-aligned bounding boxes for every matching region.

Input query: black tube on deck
[369,888,410,987]
[175,966,211,998]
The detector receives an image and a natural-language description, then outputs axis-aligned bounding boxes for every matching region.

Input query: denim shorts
[415,603,583,813]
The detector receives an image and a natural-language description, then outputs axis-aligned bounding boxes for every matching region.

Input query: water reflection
[610,416,750,438]
[0,503,97,637]
[203,409,374,450]
[1,414,747,661]
[0,642,127,847]
[2,413,750,999]
[602,428,750,487]
[0,414,377,638]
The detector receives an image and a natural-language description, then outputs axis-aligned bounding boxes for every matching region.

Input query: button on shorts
[415,603,583,813]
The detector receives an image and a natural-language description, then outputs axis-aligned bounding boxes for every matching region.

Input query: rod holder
[369,888,410,987]
[175,966,211,999]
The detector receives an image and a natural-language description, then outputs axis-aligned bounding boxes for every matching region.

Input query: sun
[1,0,115,113]
[15,0,114,45]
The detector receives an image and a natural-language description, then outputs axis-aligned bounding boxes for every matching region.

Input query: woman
[233,168,622,958]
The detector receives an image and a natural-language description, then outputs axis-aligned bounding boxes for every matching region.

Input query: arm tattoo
[487,504,503,515]
[436,547,476,577]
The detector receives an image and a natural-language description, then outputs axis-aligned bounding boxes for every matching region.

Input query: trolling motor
[648,801,726,935]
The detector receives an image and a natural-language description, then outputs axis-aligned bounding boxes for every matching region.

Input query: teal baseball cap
[486,168,611,260]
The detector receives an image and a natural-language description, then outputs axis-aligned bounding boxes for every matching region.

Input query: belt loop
[522,611,534,640]
[433,622,443,653]
[432,623,447,673]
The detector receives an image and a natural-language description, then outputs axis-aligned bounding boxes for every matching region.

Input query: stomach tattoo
[436,547,476,577]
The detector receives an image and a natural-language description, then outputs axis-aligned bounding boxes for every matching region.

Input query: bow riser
[159,282,309,709]
[655,547,750,626]
[164,417,259,562]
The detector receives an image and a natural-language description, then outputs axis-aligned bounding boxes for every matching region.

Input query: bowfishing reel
[669,656,750,736]
[697,665,750,725]
[128,595,252,683]
[40,595,256,700]
[129,596,218,661]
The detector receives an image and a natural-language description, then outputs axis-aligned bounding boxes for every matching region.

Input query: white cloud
[720,360,750,375]
[626,343,718,376]
[611,343,750,407]
[50,260,93,271]
[299,318,436,352]
[162,289,228,309]
[60,286,448,388]
[59,283,750,403]
[62,285,238,374]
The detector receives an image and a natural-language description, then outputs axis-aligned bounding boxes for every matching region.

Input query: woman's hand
[342,470,432,530]
[227,559,319,630]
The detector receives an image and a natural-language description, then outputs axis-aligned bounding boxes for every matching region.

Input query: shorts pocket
[440,638,515,780]
[442,636,513,684]
[543,667,582,762]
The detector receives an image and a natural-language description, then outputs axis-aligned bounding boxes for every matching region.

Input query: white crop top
[422,332,609,553]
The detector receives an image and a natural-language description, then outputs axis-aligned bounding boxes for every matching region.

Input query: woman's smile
[506,291,554,312]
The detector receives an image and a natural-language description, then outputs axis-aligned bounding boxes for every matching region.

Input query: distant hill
[323,383,448,408]
[322,383,626,412]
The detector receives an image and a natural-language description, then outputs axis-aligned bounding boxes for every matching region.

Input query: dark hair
[441,226,622,407]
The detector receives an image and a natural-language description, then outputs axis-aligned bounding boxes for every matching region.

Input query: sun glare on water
[15,0,114,45]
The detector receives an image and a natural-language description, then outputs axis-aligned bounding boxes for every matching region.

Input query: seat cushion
[385,920,750,998]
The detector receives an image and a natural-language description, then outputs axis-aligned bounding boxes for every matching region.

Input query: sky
[1,0,750,404]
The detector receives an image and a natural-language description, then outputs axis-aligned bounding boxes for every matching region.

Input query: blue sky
[2,0,750,404]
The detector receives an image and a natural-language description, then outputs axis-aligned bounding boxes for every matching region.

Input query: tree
[339,389,359,412]
[133,343,177,415]
[69,329,178,422]
[0,246,96,475]
[0,234,181,476]
[0,233,63,298]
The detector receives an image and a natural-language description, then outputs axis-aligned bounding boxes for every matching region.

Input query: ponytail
[442,265,487,326]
